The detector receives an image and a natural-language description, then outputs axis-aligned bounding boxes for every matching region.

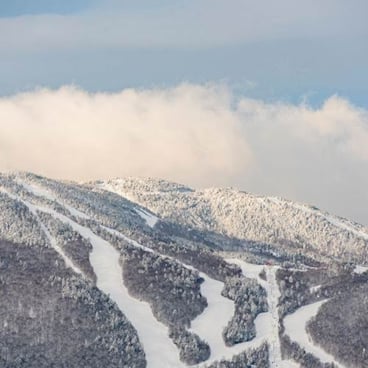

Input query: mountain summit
[0,172,367,368]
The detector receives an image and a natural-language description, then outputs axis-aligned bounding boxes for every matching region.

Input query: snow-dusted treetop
[94,177,368,265]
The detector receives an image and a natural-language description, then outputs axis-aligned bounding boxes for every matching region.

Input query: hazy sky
[1,0,367,105]
[0,1,367,224]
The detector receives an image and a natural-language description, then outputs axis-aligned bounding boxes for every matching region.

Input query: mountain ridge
[93,177,368,266]
[0,172,367,368]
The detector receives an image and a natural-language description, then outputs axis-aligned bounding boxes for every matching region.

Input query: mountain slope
[94,177,368,265]
[0,172,367,368]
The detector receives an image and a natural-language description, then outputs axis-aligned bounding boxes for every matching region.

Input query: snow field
[283,300,345,368]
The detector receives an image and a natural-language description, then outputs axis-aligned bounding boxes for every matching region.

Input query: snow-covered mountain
[94,177,368,266]
[0,172,367,368]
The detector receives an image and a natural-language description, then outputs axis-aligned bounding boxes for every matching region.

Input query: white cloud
[0,84,252,184]
[0,84,367,224]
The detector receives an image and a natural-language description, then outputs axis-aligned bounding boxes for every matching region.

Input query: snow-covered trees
[121,247,207,327]
[222,276,268,346]
[169,327,210,365]
[206,343,269,368]
[37,212,96,283]
[96,177,368,265]
[307,282,368,368]
[1,172,367,367]
[0,192,47,247]
[0,240,145,368]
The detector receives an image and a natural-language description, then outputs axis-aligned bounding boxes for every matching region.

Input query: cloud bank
[0,84,367,224]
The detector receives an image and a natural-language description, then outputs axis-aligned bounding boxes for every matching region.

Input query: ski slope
[284,300,345,368]
[8,179,342,367]
[50,210,185,368]
[135,208,159,228]
[227,259,292,368]
[0,188,82,275]
[15,180,273,366]
[11,181,184,368]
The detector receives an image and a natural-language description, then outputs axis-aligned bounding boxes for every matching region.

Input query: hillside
[94,177,368,265]
[0,172,367,368]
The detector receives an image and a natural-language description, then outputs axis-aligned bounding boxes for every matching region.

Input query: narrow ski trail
[0,189,82,275]
[4,183,184,368]
[265,266,283,367]
[12,181,300,367]
[228,259,296,368]
[17,180,268,365]
[284,300,345,368]
[40,209,185,368]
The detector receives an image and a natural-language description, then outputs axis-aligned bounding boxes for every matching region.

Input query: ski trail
[227,259,295,368]
[0,189,82,275]
[190,275,266,366]
[9,180,183,368]
[105,224,270,365]
[135,208,159,228]
[265,266,283,367]
[35,207,185,368]
[48,202,268,364]
[12,182,285,365]
[284,300,345,368]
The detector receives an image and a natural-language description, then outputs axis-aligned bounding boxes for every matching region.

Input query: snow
[190,274,265,365]
[28,206,83,275]
[135,208,159,228]
[106,225,264,364]
[189,275,235,361]
[18,180,90,220]
[290,202,368,241]
[10,182,184,368]
[64,204,90,219]
[228,259,267,287]
[106,225,274,365]
[6,178,345,367]
[354,265,368,274]
[284,300,344,368]
[0,188,82,275]
[18,181,55,202]
[96,178,368,265]
[58,202,265,365]
[102,226,154,254]
[227,259,299,368]
[37,206,185,368]
[310,285,322,293]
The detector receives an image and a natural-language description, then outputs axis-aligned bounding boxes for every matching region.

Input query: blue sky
[0,1,367,224]
[0,0,367,107]
[0,0,95,16]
